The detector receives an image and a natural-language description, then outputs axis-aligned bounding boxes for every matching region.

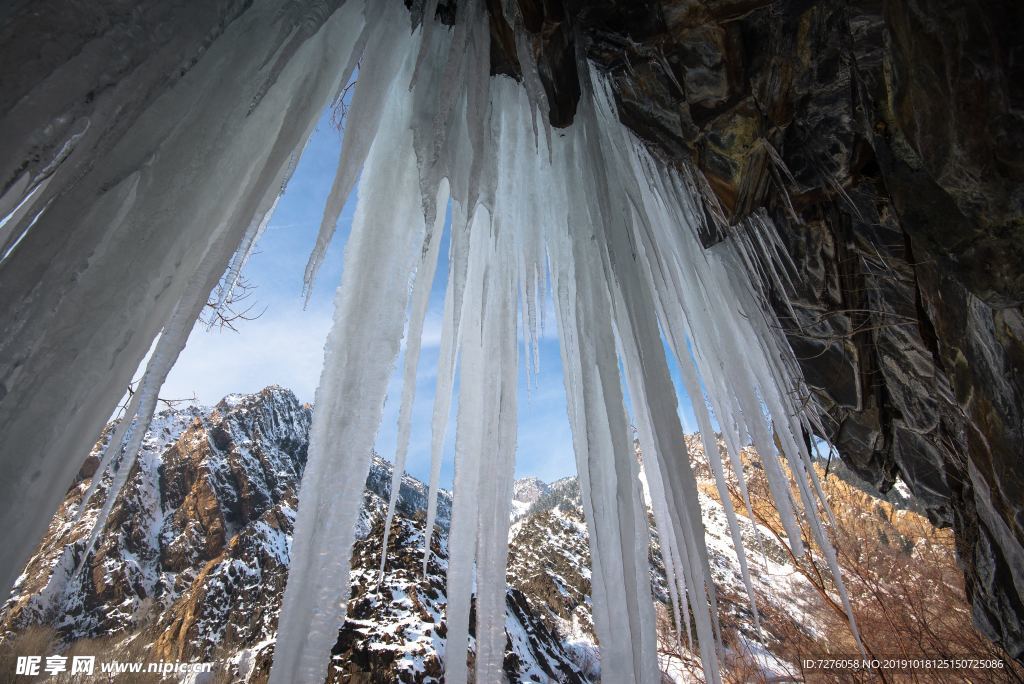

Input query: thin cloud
[161,307,333,405]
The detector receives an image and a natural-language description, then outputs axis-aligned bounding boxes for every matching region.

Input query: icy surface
[270,21,427,683]
[379,178,450,580]
[0,0,367,597]
[1,2,859,682]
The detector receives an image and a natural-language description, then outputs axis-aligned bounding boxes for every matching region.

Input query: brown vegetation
[694,445,1024,683]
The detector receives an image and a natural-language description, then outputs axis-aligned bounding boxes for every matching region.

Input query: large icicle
[547,123,660,683]
[269,23,427,683]
[579,73,727,682]
[78,238,237,564]
[471,271,518,684]
[422,203,471,574]
[443,207,490,684]
[302,0,409,299]
[443,197,520,683]
[0,0,366,595]
[378,178,449,580]
[624,152,762,631]
[470,82,525,683]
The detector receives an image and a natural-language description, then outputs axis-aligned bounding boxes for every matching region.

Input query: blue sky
[161,108,578,485]
[162,106,701,486]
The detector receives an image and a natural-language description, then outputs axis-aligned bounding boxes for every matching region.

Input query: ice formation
[0,2,861,683]
[276,5,862,680]
[0,0,367,604]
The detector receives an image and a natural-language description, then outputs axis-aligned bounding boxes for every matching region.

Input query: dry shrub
[0,625,60,683]
[732,451,1024,683]
[0,625,225,684]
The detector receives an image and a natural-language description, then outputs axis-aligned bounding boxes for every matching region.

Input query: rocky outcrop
[0,387,310,657]
[470,0,1024,659]
[0,388,587,682]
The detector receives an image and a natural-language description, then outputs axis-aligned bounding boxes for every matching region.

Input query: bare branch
[201,274,267,332]
[115,381,199,421]
[330,73,359,133]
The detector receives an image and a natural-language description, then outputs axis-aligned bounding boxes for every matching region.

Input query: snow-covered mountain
[0,386,814,681]
[4,386,969,682]
[0,388,593,681]
[510,476,550,522]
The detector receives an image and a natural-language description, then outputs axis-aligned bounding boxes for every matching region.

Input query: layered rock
[0,388,586,682]
[471,0,1024,657]
[1,387,311,659]
[510,475,551,521]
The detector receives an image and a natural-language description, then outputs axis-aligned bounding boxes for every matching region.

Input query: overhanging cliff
[493,0,1024,656]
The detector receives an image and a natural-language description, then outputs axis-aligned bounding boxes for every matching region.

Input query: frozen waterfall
[0,1,860,683]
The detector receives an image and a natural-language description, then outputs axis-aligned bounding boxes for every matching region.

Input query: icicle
[428,0,476,176]
[422,203,470,575]
[472,319,518,683]
[608,245,724,684]
[498,0,553,151]
[76,288,207,568]
[467,85,542,681]
[582,73,723,680]
[301,0,405,301]
[707,229,864,648]
[547,121,660,683]
[672,538,695,651]
[447,197,520,683]
[78,71,344,565]
[657,522,686,648]
[76,356,153,520]
[443,206,493,684]
[378,179,449,580]
[460,2,494,213]
[409,0,442,90]
[410,25,459,229]
[802,430,840,530]
[270,24,427,684]
[0,0,368,595]
[80,124,315,565]
[623,178,762,629]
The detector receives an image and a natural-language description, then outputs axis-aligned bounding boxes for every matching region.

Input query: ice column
[269,20,428,684]
[0,0,367,596]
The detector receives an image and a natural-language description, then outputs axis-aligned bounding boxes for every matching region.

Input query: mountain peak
[512,476,550,505]
[215,385,300,411]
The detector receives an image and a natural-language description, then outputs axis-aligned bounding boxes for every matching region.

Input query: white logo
[71,655,96,674]
[44,655,67,675]
[15,656,40,676]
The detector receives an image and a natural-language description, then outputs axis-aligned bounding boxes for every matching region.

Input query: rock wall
[496,0,1023,657]
[2,0,1021,660]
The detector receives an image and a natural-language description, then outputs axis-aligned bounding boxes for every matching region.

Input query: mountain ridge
[4,385,1003,682]
[0,386,814,682]
[0,387,589,682]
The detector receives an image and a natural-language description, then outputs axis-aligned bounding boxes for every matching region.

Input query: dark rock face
[0,387,311,660]
[476,0,1024,659]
